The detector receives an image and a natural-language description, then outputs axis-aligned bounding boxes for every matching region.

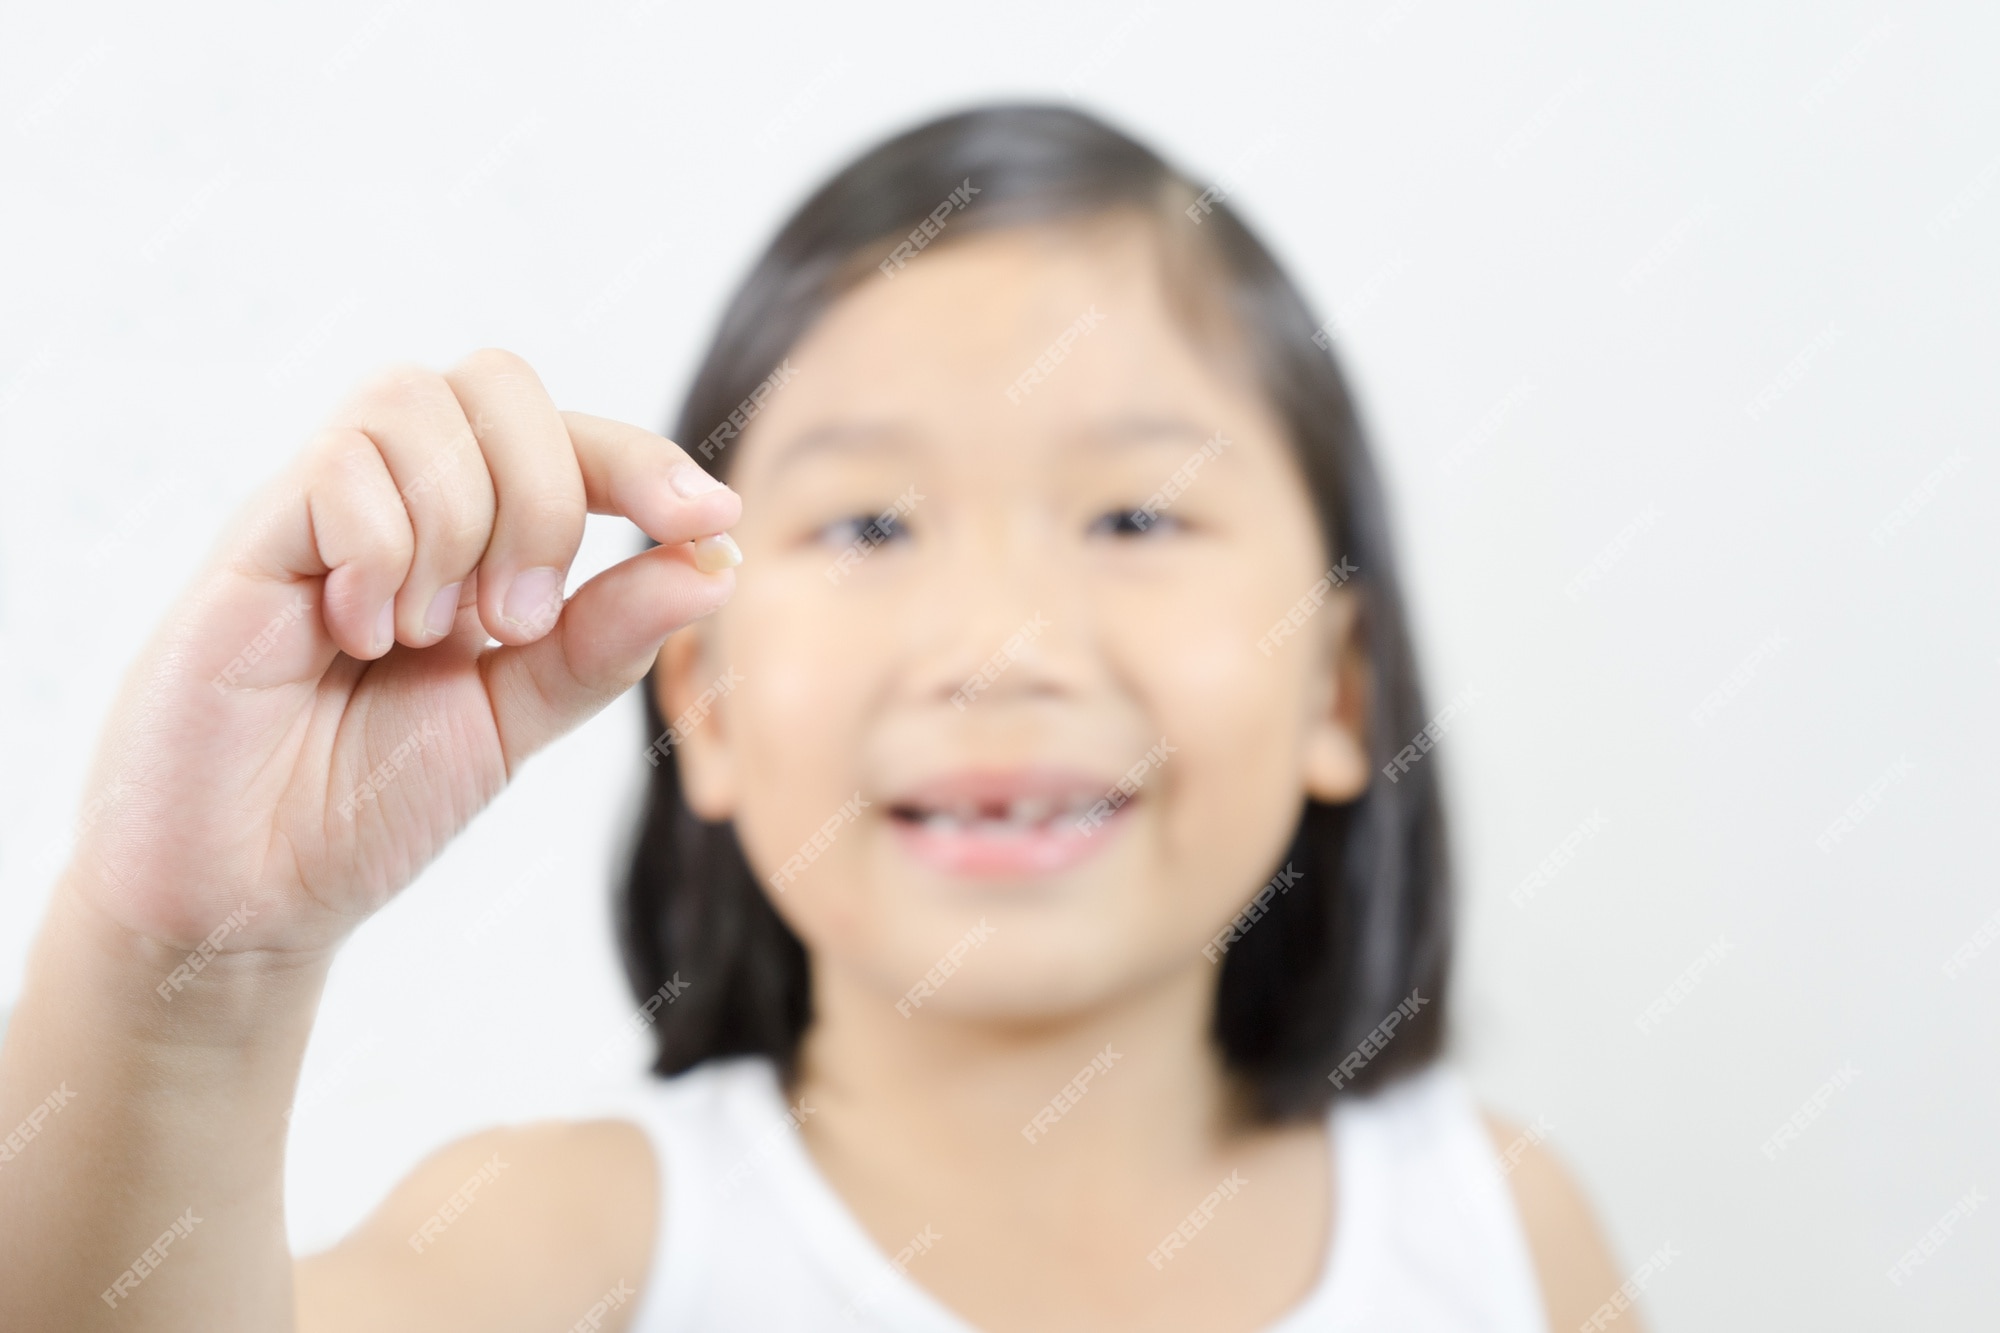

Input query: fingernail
[425,582,462,638]
[692,533,743,572]
[670,464,725,499]
[502,566,564,633]
[373,601,396,654]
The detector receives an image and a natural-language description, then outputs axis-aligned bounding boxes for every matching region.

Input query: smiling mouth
[885,771,1132,877]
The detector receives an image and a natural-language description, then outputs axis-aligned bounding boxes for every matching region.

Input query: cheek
[1098,563,1315,898]
[717,577,877,884]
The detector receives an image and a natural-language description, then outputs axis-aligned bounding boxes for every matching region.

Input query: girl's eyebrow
[764,420,920,474]
[1072,414,1218,452]
[763,413,1214,476]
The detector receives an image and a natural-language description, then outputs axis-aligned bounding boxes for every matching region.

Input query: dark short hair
[618,102,1450,1121]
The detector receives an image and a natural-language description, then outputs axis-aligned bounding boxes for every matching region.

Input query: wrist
[38,874,336,1054]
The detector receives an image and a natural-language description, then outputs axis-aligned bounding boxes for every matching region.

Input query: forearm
[0,876,333,1333]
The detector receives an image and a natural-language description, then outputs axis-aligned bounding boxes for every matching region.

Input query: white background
[3,1,1996,1326]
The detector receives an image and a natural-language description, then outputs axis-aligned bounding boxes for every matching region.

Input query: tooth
[924,812,960,833]
[1008,797,1051,824]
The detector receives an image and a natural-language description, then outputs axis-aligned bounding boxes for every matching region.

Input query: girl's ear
[653,625,739,821]
[1302,591,1374,805]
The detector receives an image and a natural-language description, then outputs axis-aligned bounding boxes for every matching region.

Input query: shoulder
[1479,1111,1648,1333]
[296,1117,658,1333]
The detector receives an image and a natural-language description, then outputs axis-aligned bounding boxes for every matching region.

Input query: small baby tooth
[692,532,743,572]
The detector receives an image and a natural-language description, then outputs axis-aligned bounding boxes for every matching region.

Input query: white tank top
[602,1056,1548,1331]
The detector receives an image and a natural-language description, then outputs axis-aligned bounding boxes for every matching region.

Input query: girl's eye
[816,510,911,547]
[1087,507,1184,538]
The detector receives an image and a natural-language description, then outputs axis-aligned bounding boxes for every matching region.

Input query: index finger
[559,411,742,548]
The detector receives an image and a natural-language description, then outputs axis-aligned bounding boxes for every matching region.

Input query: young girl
[0,105,1641,1332]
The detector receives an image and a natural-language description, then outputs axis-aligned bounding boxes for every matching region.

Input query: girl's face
[657,217,1371,1020]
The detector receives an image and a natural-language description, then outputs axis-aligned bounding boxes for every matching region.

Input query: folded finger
[445,349,587,645]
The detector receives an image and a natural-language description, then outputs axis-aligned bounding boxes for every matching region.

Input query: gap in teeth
[913,795,1091,830]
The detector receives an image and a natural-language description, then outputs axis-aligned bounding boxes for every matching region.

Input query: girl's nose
[904,511,1092,711]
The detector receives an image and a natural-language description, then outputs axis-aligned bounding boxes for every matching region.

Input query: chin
[862,915,1178,1028]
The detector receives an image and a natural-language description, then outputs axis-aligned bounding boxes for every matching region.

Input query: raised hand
[62,348,740,958]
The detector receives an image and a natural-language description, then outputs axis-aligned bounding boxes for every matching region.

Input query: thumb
[480,542,734,772]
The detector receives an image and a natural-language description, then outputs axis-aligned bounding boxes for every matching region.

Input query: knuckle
[456,346,534,379]
[413,416,486,486]
[451,347,543,403]
[465,404,505,446]
[412,472,496,559]
[354,361,449,411]
[306,432,411,570]
[303,424,377,479]
[499,489,586,549]
[368,507,418,570]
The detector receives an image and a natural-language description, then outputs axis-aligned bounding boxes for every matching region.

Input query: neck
[792,952,1244,1176]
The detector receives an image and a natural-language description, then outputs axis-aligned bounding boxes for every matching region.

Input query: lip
[884,765,1132,878]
